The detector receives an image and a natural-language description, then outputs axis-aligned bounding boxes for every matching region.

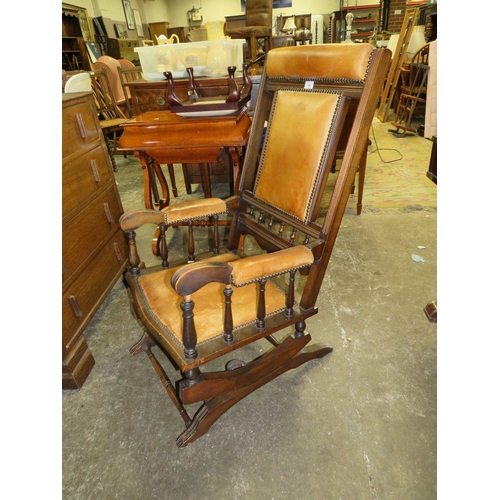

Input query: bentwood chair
[224,0,273,62]
[119,44,391,447]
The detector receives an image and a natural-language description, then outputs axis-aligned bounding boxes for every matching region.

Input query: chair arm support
[119,198,228,231]
[172,246,314,295]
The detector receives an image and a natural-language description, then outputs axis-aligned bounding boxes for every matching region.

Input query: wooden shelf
[62,3,92,71]
[330,2,380,43]
[344,3,380,10]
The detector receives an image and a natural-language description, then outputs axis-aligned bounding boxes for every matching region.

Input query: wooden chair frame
[119,44,391,447]
[224,0,274,62]
[89,69,127,171]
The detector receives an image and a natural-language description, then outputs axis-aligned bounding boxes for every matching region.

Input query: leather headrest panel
[254,89,342,221]
[266,44,374,83]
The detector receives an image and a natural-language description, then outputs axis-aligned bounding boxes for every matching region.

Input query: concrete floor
[62,120,437,499]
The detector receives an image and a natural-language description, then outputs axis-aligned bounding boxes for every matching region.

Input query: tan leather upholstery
[139,253,287,346]
[163,198,228,224]
[119,198,228,231]
[254,90,342,221]
[117,43,393,447]
[266,44,374,83]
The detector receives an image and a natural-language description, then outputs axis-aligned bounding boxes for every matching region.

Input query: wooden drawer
[63,184,124,287]
[133,87,171,114]
[62,98,100,158]
[62,145,113,220]
[62,232,127,350]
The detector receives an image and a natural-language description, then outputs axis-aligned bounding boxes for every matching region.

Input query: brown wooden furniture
[117,65,143,117]
[123,74,260,116]
[62,92,128,389]
[377,8,418,123]
[166,27,187,43]
[390,42,430,136]
[93,56,132,117]
[330,3,380,43]
[62,3,93,71]
[89,69,128,171]
[118,44,391,446]
[118,108,252,209]
[120,73,260,206]
[224,0,273,61]
[148,21,170,43]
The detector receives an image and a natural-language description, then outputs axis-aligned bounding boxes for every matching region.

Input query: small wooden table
[118,109,252,210]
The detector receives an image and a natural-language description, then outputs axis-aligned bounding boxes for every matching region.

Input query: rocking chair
[120,44,391,447]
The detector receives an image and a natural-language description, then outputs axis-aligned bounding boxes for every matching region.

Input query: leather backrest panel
[254,89,341,221]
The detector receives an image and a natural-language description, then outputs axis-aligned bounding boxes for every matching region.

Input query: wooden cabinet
[107,38,141,64]
[148,21,170,43]
[62,3,93,71]
[62,92,127,390]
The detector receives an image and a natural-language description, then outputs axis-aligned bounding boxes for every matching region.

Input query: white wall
[67,0,382,36]
[163,1,342,28]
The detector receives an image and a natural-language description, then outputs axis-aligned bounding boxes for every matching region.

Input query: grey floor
[62,134,437,499]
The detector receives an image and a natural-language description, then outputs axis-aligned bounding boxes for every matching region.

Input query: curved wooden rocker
[119,44,391,447]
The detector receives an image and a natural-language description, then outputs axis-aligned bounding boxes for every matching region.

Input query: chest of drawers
[62,92,127,389]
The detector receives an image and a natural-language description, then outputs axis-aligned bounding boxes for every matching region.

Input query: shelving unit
[350,4,379,42]
[62,3,92,71]
[331,2,380,43]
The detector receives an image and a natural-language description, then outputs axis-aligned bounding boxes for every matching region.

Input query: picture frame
[85,41,100,63]
[133,9,144,37]
[122,0,135,30]
[114,23,128,38]
[241,0,292,9]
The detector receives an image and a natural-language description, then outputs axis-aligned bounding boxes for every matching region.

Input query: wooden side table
[118,109,252,210]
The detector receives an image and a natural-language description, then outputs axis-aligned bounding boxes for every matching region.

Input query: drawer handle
[69,295,83,318]
[113,242,123,261]
[90,159,101,182]
[103,203,113,223]
[75,113,87,139]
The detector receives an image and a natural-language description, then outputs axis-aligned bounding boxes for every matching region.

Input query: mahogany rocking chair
[120,44,391,447]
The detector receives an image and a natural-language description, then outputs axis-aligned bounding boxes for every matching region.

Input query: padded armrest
[172,246,314,295]
[120,198,228,231]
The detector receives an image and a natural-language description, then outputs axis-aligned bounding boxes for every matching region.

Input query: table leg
[200,163,212,198]
[228,145,244,195]
[167,163,178,197]
[136,152,155,210]
[152,159,170,209]
[135,152,170,210]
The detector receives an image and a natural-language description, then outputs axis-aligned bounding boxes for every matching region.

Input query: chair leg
[130,332,192,426]
[104,136,117,172]
[176,333,332,447]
